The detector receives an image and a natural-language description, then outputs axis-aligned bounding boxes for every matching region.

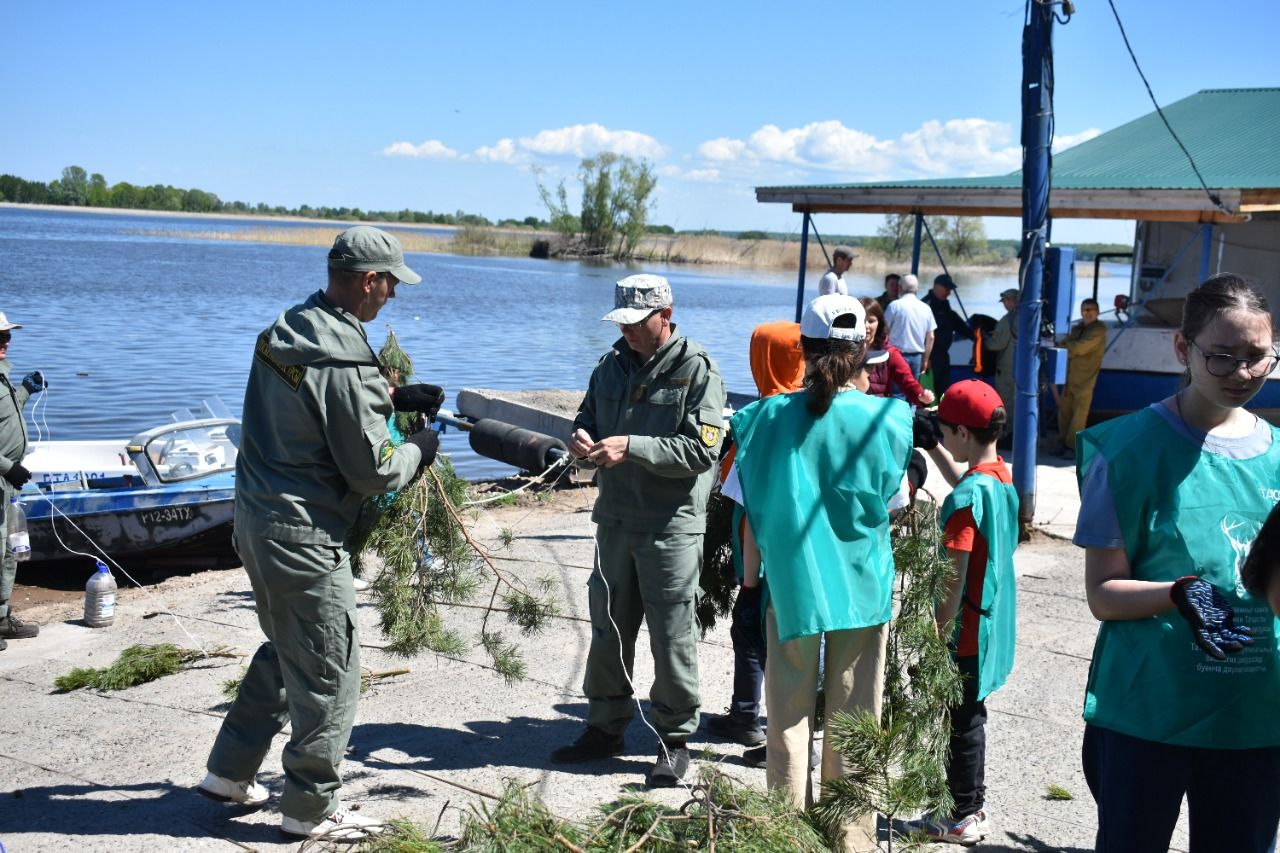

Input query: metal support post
[795,212,811,323]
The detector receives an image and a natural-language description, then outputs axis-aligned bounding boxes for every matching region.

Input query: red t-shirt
[942,459,1012,657]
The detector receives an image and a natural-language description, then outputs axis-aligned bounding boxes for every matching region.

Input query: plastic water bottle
[6,497,30,562]
[84,560,117,628]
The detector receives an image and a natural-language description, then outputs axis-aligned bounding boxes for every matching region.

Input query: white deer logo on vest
[1221,513,1261,599]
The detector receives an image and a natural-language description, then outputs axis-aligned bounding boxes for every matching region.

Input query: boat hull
[18,474,237,567]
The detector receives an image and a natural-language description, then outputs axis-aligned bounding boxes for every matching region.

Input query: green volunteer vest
[1078,407,1280,748]
[940,471,1020,700]
[731,390,912,643]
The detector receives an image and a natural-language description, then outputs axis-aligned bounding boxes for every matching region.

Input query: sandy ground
[0,461,1221,853]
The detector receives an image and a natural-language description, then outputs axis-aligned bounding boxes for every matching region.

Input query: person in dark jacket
[922,275,974,394]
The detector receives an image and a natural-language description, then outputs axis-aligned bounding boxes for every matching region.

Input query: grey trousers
[0,480,16,617]
[583,526,702,741]
[206,527,360,822]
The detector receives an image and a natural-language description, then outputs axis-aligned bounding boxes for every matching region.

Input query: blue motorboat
[17,408,239,567]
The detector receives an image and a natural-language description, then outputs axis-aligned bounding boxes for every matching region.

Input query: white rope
[461,456,570,507]
[590,502,699,798]
[25,385,213,655]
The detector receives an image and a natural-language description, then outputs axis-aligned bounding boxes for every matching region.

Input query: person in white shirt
[817,246,856,296]
[883,274,937,385]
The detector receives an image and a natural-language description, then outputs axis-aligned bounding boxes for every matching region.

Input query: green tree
[535,168,580,239]
[942,216,988,260]
[536,153,657,259]
[109,181,138,208]
[88,173,109,207]
[54,165,90,206]
[874,214,916,259]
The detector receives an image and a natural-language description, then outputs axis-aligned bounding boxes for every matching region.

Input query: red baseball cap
[937,379,1004,429]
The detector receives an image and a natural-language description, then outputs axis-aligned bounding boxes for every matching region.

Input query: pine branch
[811,499,963,844]
[55,644,240,692]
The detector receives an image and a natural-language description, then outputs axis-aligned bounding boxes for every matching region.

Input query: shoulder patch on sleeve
[378,440,396,464]
[254,332,306,390]
[700,423,722,448]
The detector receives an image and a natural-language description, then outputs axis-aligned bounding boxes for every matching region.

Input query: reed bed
[139,223,1014,273]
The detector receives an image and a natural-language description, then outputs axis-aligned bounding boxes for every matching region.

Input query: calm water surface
[0,207,1130,479]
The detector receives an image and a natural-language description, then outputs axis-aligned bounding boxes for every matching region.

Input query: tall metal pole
[910,214,923,275]
[1013,0,1057,532]
[795,211,811,322]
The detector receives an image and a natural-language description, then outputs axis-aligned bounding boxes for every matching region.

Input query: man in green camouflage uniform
[0,311,46,649]
[198,227,444,842]
[551,274,726,787]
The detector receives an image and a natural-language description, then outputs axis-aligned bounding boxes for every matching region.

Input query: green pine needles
[348,769,829,852]
[349,332,560,683]
[379,327,419,439]
[55,643,238,692]
[350,459,558,683]
[810,499,964,852]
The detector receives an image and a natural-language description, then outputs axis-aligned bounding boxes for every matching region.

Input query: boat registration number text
[139,506,194,524]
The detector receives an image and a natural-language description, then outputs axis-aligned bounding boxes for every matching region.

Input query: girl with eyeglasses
[1073,273,1280,852]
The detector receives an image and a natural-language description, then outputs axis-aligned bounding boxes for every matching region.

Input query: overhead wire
[1104,0,1228,214]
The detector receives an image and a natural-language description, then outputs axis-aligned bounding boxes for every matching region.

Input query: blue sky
[4,1,1277,243]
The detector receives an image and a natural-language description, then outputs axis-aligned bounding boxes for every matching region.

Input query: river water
[0,207,1131,479]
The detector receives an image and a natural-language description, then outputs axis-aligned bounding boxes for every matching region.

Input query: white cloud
[382,139,458,159]
[516,123,666,159]
[697,137,747,162]
[471,138,522,163]
[690,117,1105,181]
[1053,128,1103,152]
[684,168,721,183]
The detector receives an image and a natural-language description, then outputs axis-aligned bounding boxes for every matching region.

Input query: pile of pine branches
[342,768,830,852]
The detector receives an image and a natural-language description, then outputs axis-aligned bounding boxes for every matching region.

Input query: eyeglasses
[0,331,10,344]
[1189,339,1280,378]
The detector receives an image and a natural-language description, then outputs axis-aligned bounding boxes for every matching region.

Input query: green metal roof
[760,88,1280,193]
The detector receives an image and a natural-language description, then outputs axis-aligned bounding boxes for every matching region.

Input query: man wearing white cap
[0,311,46,649]
[553,274,726,788]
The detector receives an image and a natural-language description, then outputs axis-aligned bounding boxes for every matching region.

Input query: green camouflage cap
[602,274,673,324]
[327,226,422,285]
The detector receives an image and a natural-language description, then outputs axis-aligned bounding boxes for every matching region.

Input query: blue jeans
[728,585,766,717]
[896,352,923,401]
[1083,724,1280,853]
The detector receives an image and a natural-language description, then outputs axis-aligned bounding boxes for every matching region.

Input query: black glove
[407,429,440,470]
[906,450,928,494]
[3,463,31,489]
[22,371,46,394]
[1170,576,1254,661]
[912,410,942,450]
[393,383,445,418]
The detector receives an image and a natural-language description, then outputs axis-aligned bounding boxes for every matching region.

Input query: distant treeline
[1,165,1131,261]
[0,165,520,228]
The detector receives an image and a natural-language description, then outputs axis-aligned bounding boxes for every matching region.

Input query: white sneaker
[352,576,372,592]
[196,771,269,807]
[907,808,991,846]
[280,808,384,842]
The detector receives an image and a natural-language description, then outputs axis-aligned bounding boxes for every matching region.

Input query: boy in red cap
[909,379,1020,845]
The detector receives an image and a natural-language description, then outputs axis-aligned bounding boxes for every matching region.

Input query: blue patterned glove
[22,371,46,394]
[1170,576,1253,661]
